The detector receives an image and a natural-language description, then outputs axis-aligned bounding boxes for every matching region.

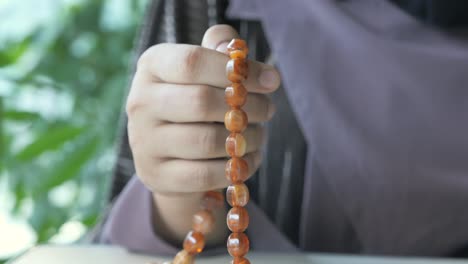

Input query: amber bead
[172,250,194,264]
[225,83,247,107]
[225,157,249,183]
[192,209,215,234]
[226,133,246,157]
[183,231,205,255]
[229,50,248,60]
[226,59,248,83]
[225,109,248,133]
[227,232,250,257]
[227,39,248,59]
[226,183,249,207]
[231,257,251,264]
[227,207,249,232]
[201,191,224,210]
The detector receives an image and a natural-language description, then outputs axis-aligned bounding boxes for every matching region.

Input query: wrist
[151,191,228,246]
[152,192,204,243]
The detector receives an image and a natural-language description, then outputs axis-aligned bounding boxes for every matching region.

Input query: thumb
[201,24,240,53]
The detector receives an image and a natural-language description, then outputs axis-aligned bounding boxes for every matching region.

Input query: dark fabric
[229,0,468,256]
[390,0,468,28]
[238,21,307,246]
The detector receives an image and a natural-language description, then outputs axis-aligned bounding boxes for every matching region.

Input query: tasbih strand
[224,38,251,264]
[166,39,251,264]
[168,190,224,263]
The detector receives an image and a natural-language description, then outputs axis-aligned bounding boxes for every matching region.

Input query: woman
[98,0,468,257]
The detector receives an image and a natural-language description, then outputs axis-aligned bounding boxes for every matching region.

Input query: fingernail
[215,41,229,53]
[258,69,280,90]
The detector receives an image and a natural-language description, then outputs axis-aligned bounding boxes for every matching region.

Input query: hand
[125,24,281,244]
[126,24,281,195]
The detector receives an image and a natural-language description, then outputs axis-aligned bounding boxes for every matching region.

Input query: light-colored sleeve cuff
[98,176,298,255]
[99,176,179,255]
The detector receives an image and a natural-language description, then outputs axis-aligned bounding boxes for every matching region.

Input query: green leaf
[81,212,99,227]
[0,36,32,67]
[33,135,99,196]
[14,125,87,161]
[4,110,41,121]
[28,196,67,243]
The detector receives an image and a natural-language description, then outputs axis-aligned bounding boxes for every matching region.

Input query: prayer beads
[192,210,215,234]
[172,250,194,264]
[226,183,250,207]
[225,157,249,183]
[226,58,248,83]
[183,231,205,254]
[169,191,222,263]
[231,257,251,264]
[227,232,250,257]
[225,109,248,133]
[227,207,249,232]
[201,190,224,210]
[225,83,247,107]
[226,133,247,157]
[165,38,251,264]
[224,38,251,263]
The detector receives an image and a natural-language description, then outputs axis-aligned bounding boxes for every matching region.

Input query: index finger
[136,43,281,94]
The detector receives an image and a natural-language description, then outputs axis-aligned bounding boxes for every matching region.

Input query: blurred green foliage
[0,0,148,260]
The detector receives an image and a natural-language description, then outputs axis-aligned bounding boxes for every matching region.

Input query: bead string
[163,39,250,264]
[224,38,251,264]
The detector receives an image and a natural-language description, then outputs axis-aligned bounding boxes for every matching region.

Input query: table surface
[9,245,468,264]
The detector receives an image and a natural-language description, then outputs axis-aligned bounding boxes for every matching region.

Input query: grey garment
[229,0,468,256]
[238,21,308,246]
[99,176,298,255]
[101,0,468,257]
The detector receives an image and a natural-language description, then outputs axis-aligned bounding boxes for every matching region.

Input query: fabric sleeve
[96,176,299,255]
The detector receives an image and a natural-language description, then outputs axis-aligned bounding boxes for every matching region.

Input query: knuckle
[125,93,146,118]
[203,25,237,45]
[189,85,213,120]
[180,46,203,81]
[137,44,164,70]
[136,162,159,190]
[127,120,140,149]
[191,164,213,190]
[197,127,218,156]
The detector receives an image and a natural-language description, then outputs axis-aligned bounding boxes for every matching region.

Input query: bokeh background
[0,0,148,262]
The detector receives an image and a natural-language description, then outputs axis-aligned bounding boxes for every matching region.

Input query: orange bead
[201,191,224,210]
[227,232,250,257]
[227,39,248,59]
[229,50,248,60]
[183,231,205,255]
[227,207,249,232]
[225,109,248,133]
[225,157,249,183]
[192,209,215,234]
[172,250,194,264]
[225,83,247,107]
[231,257,251,264]
[226,59,248,83]
[226,133,246,157]
[226,183,249,207]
